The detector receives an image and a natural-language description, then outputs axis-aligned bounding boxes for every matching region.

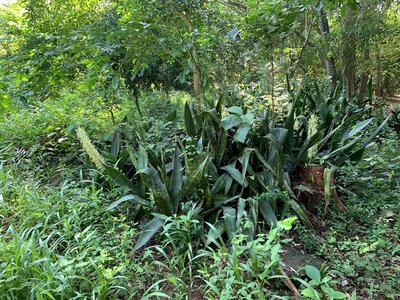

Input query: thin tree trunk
[343,8,356,98]
[319,6,337,91]
[270,60,275,127]
[191,47,201,111]
[173,8,201,111]
[358,48,370,102]
[375,52,383,97]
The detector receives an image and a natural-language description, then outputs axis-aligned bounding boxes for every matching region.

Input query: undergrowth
[1,89,399,299]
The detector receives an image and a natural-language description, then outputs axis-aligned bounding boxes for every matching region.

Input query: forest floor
[386,94,400,109]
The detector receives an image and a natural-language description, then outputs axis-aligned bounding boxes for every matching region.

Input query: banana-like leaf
[184,102,196,137]
[133,217,165,252]
[128,148,138,169]
[241,112,255,125]
[169,144,183,213]
[108,194,149,210]
[104,165,136,192]
[205,221,225,247]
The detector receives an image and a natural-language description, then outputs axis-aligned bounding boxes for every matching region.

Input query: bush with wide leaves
[95,83,389,250]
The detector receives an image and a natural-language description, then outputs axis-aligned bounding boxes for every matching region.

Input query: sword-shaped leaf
[133,217,164,252]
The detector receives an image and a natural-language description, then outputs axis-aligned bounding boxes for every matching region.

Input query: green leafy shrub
[90,83,390,251]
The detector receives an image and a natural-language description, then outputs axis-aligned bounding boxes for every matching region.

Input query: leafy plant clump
[81,84,390,252]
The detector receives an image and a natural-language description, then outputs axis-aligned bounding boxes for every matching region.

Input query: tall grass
[0,165,137,299]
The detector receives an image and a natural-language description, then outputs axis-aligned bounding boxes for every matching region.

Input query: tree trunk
[319,6,337,92]
[358,48,370,102]
[191,48,201,111]
[173,8,201,111]
[375,52,383,97]
[343,8,356,99]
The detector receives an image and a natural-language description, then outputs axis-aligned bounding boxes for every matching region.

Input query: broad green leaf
[301,288,319,299]
[323,136,362,160]
[362,114,390,147]
[224,175,234,194]
[215,129,227,167]
[181,156,208,198]
[285,92,299,148]
[258,199,277,227]
[305,265,321,284]
[254,149,276,175]
[211,174,229,194]
[221,164,245,186]
[323,168,333,201]
[241,112,254,125]
[104,165,136,191]
[184,102,196,136]
[233,124,251,143]
[108,194,148,210]
[295,277,321,300]
[227,106,243,115]
[221,115,242,130]
[205,125,217,148]
[241,149,251,184]
[279,216,298,230]
[347,117,373,139]
[288,199,311,226]
[317,126,341,153]
[169,144,183,212]
[223,207,237,241]
[111,131,120,158]
[212,194,238,208]
[166,109,177,121]
[148,166,172,215]
[111,75,119,90]
[321,286,347,299]
[133,217,164,252]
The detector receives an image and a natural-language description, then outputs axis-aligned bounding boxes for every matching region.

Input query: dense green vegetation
[1,0,399,299]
